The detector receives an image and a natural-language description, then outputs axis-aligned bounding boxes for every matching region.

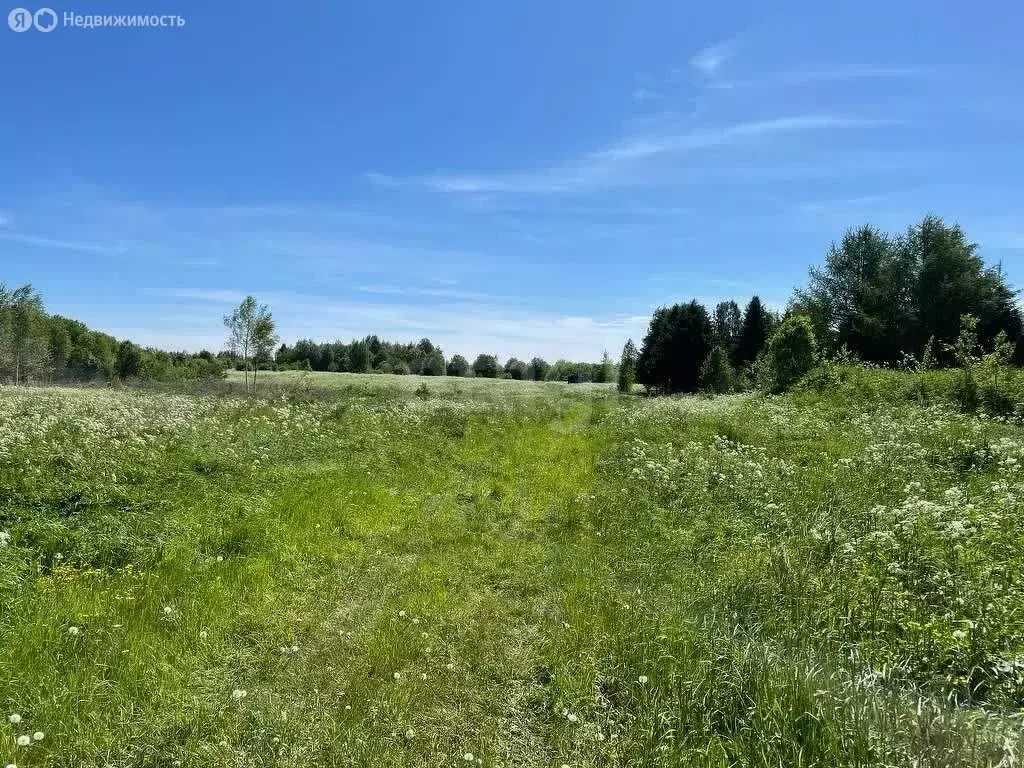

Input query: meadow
[1,373,1023,767]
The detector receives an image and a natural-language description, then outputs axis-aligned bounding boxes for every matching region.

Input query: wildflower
[5,763,16,768]
[392,672,401,680]
[345,705,352,710]
[398,610,407,618]
[32,732,43,742]
[952,629,967,641]
[216,555,224,562]
[420,673,427,680]
[405,728,415,739]
[199,630,208,640]
[290,645,298,653]
[16,735,30,747]
[463,754,474,762]
[68,626,80,636]
[412,617,420,624]
[8,713,21,724]
[0,531,11,547]
[566,713,579,723]
[638,675,649,684]
[231,689,247,700]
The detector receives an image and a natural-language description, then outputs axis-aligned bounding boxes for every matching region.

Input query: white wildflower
[638,675,648,684]
[8,713,21,724]
[32,732,43,742]
[231,689,247,700]
[68,626,80,636]
[16,735,30,747]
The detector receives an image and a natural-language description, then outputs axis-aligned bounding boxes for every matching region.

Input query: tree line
[623,215,1024,396]
[275,335,615,383]
[0,284,223,384]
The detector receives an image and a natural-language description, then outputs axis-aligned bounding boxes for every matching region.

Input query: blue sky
[2,1,1023,361]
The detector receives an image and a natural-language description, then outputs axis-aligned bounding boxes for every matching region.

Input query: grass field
[222,369,614,397]
[1,376,1023,766]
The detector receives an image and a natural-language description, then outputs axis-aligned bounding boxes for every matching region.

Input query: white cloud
[710,66,926,91]
[690,40,736,78]
[398,114,890,196]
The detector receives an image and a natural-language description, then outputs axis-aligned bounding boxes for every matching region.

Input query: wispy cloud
[0,231,128,255]
[389,114,892,196]
[711,66,927,91]
[690,40,737,78]
[632,88,663,103]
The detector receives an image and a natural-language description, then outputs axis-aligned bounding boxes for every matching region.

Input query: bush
[762,315,817,393]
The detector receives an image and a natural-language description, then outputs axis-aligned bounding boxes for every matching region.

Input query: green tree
[446,354,471,377]
[472,354,500,378]
[0,284,46,384]
[699,346,733,394]
[504,357,528,380]
[637,301,714,394]
[762,315,817,393]
[595,350,614,383]
[223,295,276,394]
[421,350,446,376]
[116,340,143,380]
[713,300,742,356]
[528,357,550,381]
[733,296,771,367]
[617,339,638,394]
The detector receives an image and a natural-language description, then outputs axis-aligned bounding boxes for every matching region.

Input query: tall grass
[1,375,1021,766]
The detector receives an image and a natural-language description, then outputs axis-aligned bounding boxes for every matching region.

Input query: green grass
[222,369,615,397]
[1,375,1022,766]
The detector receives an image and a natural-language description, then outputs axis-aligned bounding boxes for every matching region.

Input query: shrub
[699,346,733,394]
[762,315,817,393]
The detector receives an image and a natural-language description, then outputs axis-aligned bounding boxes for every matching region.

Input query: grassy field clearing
[1,377,1022,766]
[222,369,615,397]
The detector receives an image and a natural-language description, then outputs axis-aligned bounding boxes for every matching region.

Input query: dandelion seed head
[16,735,30,747]
[392,671,401,680]
[463,753,474,762]
[8,713,21,724]
[68,626,80,636]
[231,689,247,700]
[638,675,649,684]
[32,732,43,741]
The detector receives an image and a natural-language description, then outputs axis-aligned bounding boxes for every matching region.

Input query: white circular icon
[8,7,33,31]
[34,7,57,31]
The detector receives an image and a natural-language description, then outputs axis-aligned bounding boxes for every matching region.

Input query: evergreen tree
[637,301,714,394]
[617,339,638,394]
[734,296,771,367]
